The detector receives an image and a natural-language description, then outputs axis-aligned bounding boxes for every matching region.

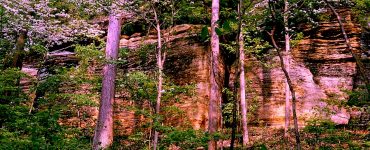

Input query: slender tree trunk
[324,0,370,95]
[239,27,249,146]
[230,65,240,150]
[152,6,165,150]
[93,13,121,150]
[283,0,291,138]
[230,91,237,150]
[267,27,301,149]
[237,0,249,146]
[209,0,220,149]
[267,2,300,148]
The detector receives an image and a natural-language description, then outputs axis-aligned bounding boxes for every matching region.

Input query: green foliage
[200,26,210,42]
[2,1,370,149]
[75,43,104,72]
[0,106,91,149]
[346,87,370,106]
[221,88,236,126]
[0,42,112,149]
[0,68,29,104]
[161,129,209,149]
[0,32,12,69]
[37,71,66,94]
[290,32,304,48]
[0,68,91,149]
[162,82,196,103]
[70,43,104,92]
[317,13,331,22]
[304,119,336,135]
[302,119,368,148]
[49,0,107,20]
[120,71,157,103]
[250,143,268,150]
[137,44,156,66]
[172,0,211,25]
[27,44,48,62]
[352,0,370,27]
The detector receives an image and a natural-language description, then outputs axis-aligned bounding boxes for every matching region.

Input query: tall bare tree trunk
[324,0,370,95]
[239,28,249,147]
[267,3,300,148]
[209,0,220,149]
[152,6,165,150]
[267,26,301,149]
[93,12,122,150]
[283,0,291,138]
[237,0,249,146]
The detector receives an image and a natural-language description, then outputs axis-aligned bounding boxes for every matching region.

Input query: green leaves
[0,68,29,104]
[215,19,238,36]
[161,129,209,149]
[215,27,223,36]
[120,71,157,103]
[200,26,210,42]
[353,0,370,27]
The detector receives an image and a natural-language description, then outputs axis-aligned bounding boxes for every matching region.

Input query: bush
[161,129,209,149]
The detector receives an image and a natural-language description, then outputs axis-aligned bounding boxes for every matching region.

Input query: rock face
[19,8,367,133]
[243,8,364,127]
[115,7,363,130]
[118,24,212,131]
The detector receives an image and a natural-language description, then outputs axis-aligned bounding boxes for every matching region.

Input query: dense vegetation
[0,0,369,149]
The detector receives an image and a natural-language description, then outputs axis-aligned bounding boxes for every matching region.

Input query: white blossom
[0,0,105,48]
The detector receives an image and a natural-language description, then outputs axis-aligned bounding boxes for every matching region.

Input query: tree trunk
[152,6,165,150]
[324,0,370,96]
[3,30,26,70]
[283,0,291,138]
[267,27,301,149]
[2,31,27,101]
[238,0,249,146]
[230,62,240,150]
[209,0,221,149]
[239,27,249,146]
[267,2,301,148]
[230,91,237,150]
[12,31,27,69]
[92,13,121,150]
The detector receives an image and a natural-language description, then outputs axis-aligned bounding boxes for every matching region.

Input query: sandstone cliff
[20,8,368,134]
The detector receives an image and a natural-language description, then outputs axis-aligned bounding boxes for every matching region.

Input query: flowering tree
[0,0,106,69]
[1,0,105,46]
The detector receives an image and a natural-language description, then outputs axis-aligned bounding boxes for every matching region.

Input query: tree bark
[12,31,27,69]
[209,0,221,149]
[239,27,249,146]
[152,5,165,150]
[238,0,249,146]
[230,90,237,150]
[324,0,370,96]
[230,61,240,150]
[2,31,27,101]
[267,27,301,150]
[267,2,300,149]
[283,0,291,138]
[92,13,121,150]
[3,30,27,70]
